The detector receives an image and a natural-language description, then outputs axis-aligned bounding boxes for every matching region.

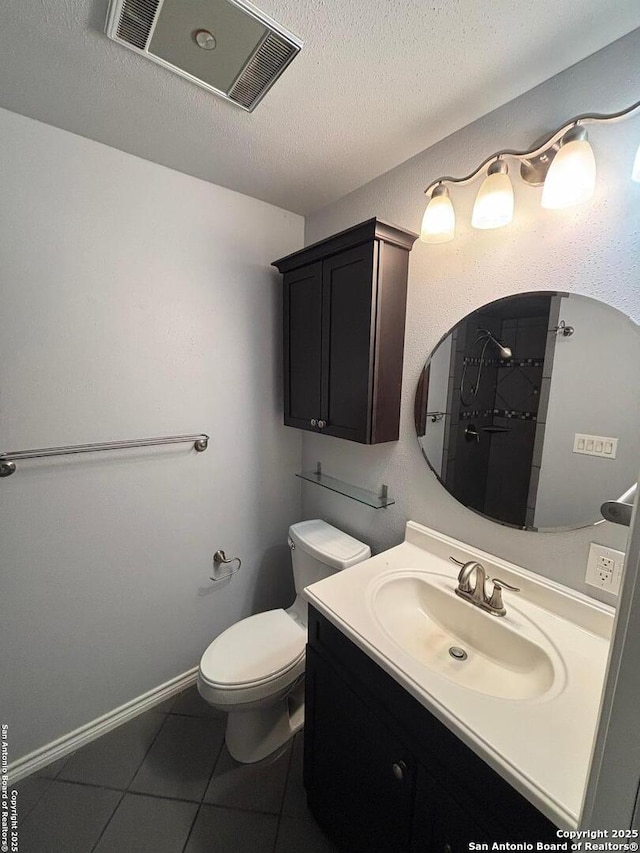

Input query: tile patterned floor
[15,686,337,853]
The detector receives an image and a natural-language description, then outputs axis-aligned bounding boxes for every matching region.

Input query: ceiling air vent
[105,0,302,111]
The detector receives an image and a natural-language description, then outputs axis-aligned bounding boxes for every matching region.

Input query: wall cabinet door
[283,262,323,430]
[321,243,376,442]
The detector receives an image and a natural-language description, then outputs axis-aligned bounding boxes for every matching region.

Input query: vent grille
[106,0,302,111]
[116,0,160,50]
[228,32,297,110]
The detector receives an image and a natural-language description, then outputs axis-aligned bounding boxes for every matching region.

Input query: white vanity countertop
[304,521,614,830]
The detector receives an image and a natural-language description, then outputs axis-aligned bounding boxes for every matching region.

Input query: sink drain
[449,646,468,661]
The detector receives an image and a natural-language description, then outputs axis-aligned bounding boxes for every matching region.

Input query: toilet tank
[288,519,371,597]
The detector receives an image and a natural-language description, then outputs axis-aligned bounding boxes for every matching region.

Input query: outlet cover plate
[586,543,625,594]
[573,433,618,458]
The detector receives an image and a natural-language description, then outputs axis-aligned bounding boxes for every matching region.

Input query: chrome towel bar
[0,433,209,477]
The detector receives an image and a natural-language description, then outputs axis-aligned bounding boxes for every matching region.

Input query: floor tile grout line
[179,802,203,853]
[182,798,289,818]
[49,720,227,805]
[15,774,54,830]
[87,789,127,853]
[39,776,217,806]
[45,775,300,817]
[124,702,226,801]
[17,689,225,853]
[22,691,315,853]
[54,707,168,790]
[44,705,188,853]
[33,698,204,780]
[39,778,124,795]
[52,753,72,779]
[168,710,226,719]
[88,692,207,853]
[199,736,227,806]
[273,812,283,853]
[273,734,300,852]
[280,737,297,815]
[124,706,175,794]
[179,733,226,853]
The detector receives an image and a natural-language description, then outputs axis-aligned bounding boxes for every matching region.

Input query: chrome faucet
[449,557,520,617]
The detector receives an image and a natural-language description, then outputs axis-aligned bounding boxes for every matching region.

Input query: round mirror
[415,292,640,531]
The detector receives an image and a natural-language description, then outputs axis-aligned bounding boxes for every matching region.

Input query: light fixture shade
[420,187,455,243]
[472,166,514,230]
[541,131,596,209]
[632,143,640,182]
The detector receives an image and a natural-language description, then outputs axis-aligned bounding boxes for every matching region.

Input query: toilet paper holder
[211,550,242,582]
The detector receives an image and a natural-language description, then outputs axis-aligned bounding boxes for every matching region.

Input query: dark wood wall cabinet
[272,219,418,444]
[305,606,558,853]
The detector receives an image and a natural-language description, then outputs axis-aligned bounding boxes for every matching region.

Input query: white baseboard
[8,667,199,785]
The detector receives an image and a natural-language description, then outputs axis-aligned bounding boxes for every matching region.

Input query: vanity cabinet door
[412,765,491,853]
[306,607,559,853]
[431,791,491,853]
[283,262,323,430]
[305,646,416,853]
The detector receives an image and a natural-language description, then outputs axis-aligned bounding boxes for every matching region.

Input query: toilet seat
[199,609,306,691]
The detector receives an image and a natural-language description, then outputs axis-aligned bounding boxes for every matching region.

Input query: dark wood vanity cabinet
[304,607,557,853]
[272,219,418,444]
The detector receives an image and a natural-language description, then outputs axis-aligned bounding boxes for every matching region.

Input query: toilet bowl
[198,519,370,763]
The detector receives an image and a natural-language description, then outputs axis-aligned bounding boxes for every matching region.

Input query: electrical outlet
[585,543,625,594]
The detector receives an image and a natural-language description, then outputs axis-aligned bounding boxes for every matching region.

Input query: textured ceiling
[1,0,640,214]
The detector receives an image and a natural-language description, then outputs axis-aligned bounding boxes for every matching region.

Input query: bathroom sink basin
[368,570,561,700]
[305,521,613,828]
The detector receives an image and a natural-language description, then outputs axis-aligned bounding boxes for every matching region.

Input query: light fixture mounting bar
[423,97,640,195]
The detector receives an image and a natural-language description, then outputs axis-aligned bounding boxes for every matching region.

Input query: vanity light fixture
[420,97,640,243]
[541,126,596,209]
[420,184,455,243]
[471,159,514,229]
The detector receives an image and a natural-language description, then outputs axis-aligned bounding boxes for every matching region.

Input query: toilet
[197,519,371,763]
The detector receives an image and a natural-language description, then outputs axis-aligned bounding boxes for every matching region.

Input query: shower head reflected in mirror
[459,329,513,407]
[478,329,512,359]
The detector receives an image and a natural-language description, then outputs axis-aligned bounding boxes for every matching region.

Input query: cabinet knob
[391,760,407,782]
[318,420,326,429]
[310,419,317,427]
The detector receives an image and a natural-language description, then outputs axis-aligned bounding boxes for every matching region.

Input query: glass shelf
[296,465,394,509]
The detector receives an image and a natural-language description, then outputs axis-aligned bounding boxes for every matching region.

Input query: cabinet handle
[391,760,407,782]
[310,419,317,427]
[318,420,326,429]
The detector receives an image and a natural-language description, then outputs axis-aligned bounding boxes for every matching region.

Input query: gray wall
[535,295,640,529]
[301,28,640,603]
[0,108,303,762]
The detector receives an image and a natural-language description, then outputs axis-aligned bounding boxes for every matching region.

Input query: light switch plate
[573,433,618,458]
[585,543,625,594]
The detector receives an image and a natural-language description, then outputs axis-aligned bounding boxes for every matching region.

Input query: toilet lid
[200,609,306,687]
